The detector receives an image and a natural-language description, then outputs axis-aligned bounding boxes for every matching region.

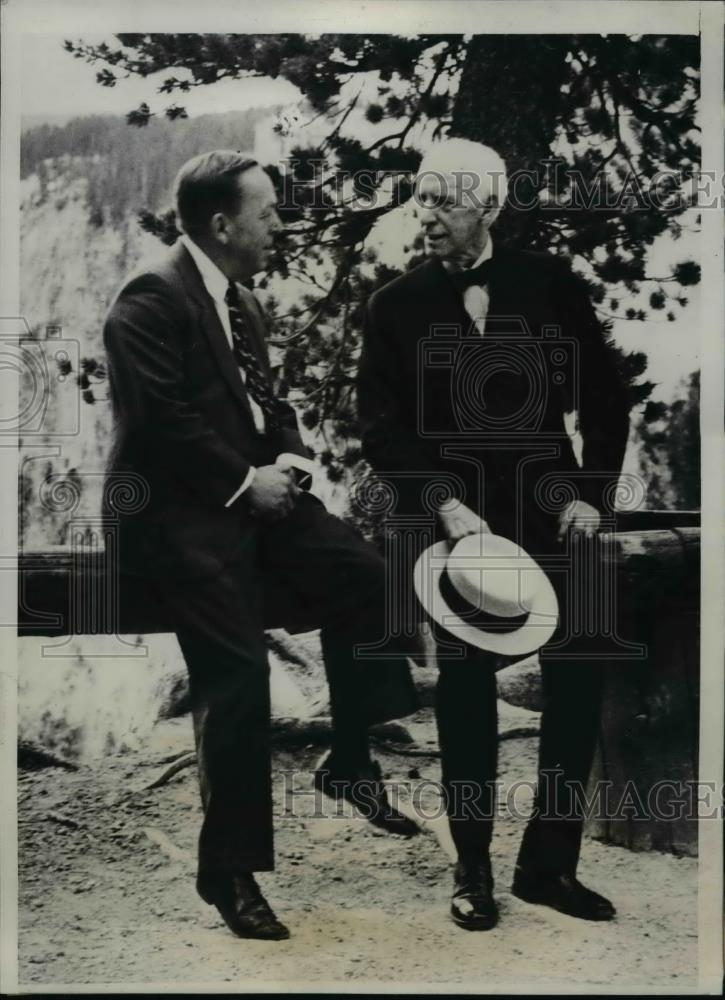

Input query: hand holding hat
[436,497,491,545]
[414,531,559,656]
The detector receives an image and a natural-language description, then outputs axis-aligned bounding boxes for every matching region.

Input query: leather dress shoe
[512,867,616,921]
[314,753,420,837]
[450,856,499,931]
[207,875,290,940]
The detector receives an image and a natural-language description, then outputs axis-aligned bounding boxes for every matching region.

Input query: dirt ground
[17,707,698,992]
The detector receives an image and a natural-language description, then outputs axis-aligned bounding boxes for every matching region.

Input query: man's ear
[209,211,229,244]
[480,197,500,227]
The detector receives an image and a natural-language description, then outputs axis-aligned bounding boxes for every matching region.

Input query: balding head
[416,139,508,219]
[413,139,507,266]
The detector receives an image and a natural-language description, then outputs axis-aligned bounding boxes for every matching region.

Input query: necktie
[225,281,283,431]
[448,258,493,294]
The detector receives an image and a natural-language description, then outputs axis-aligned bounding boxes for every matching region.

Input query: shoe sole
[234,931,291,941]
[224,923,291,941]
[511,886,615,921]
[450,908,498,931]
[215,905,292,940]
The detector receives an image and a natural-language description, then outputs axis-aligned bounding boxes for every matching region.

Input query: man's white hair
[416,138,508,222]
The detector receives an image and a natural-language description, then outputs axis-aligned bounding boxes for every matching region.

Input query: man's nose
[416,204,436,226]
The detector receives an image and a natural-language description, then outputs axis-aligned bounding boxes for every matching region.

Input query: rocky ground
[17,705,699,992]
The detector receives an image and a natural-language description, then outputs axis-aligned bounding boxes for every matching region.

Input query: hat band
[438,568,529,633]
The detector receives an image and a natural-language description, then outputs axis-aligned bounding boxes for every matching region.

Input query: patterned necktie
[225,281,283,431]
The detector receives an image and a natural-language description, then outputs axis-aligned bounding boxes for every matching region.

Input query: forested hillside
[21,109,270,226]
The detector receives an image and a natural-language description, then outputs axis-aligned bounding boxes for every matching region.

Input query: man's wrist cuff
[437,497,462,514]
[224,467,257,507]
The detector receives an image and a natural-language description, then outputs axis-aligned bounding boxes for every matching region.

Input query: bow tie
[448,258,493,293]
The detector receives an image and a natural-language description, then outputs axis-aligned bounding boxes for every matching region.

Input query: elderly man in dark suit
[358,138,631,930]
[102,149,418,941]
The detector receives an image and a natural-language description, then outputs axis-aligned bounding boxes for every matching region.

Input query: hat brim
[413,539,559,656]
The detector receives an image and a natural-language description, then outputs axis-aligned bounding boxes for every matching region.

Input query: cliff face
[18,162,176,759]
[20,166,161,551]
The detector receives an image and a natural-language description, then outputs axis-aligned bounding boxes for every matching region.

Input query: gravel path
[17,709,698,991]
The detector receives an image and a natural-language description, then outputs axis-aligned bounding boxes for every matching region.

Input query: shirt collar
[180,234,230,306]
[469,235,493,270]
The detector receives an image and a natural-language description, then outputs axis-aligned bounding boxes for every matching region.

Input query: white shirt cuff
[224,466,257,507]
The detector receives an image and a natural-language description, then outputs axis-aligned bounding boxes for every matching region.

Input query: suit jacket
[103,240,311,580]
[357,245,631,558]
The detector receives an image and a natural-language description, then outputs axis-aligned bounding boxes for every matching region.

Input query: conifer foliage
[65,33,701,482]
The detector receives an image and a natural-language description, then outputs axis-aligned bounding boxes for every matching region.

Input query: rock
[498,699,541,738]
[155,669,190,719]
[496,655,542,711]
[72,881,95,894]
[369,721,414,744]
[269,652,319,718]
[18,741,78,771]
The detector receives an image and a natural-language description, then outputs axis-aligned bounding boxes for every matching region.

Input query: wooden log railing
[17,510,701,856]
[17,511,699,638]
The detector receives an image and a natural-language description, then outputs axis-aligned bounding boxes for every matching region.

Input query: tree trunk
[451,35,571,248]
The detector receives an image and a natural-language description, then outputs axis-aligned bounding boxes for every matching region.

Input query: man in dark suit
[103,149,418,941]
[358,138,631,930]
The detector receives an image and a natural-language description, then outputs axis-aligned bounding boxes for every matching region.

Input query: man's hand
[437,499,491,545]
[246,464,299,521]
[556,499,601,541]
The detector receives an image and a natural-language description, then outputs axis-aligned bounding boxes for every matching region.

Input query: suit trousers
[151,493,416,900]
[434,565,604,877]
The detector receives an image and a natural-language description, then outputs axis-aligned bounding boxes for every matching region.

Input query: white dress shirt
[446,236,493,335]
[180,234,261,505]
